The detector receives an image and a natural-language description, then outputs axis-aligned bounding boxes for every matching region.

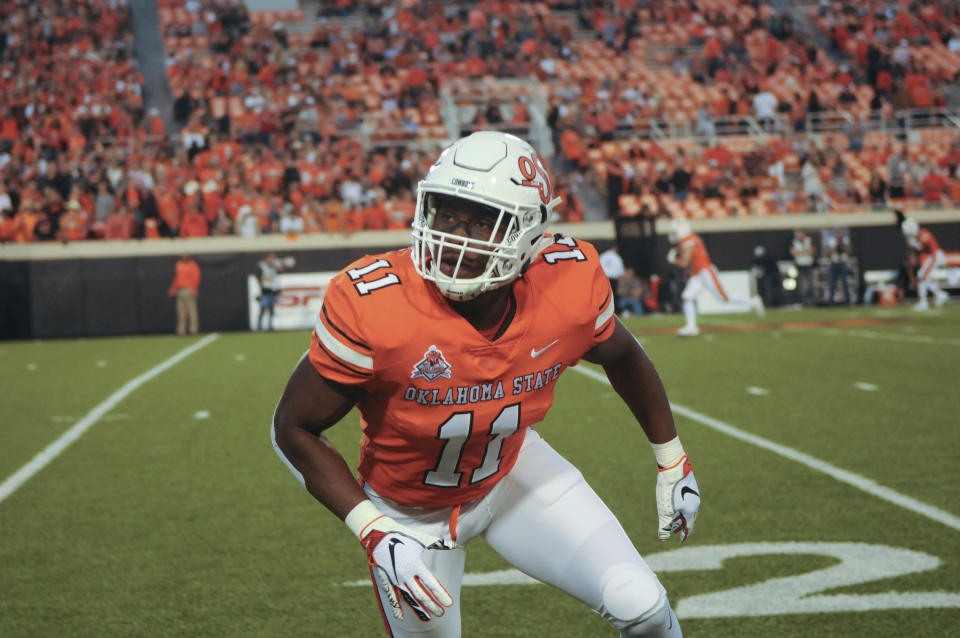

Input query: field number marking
[654,542,960,618]
[344,542,959,617]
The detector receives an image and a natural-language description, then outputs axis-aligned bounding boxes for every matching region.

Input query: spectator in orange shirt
[59,200,89,242]
[179,206,209,237]
[921,170,947,207]
[168,254,201,336]
[0,209,16,242]
[13,199,41,243]
[156,185,182,237]
[104,206,133,240]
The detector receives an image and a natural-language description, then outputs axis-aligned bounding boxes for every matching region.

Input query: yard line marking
[816,328,960,347]
[571,364,960,534]
[0,334,219,505]
[50,414,128,424]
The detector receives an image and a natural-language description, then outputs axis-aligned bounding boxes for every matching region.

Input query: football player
[272,131,699,637]
[667,218,765,336]
[901,217,949,310]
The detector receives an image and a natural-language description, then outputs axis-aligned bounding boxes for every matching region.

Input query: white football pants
[681,266,749,328]
[363,429,680,637]
[917,250,946,301]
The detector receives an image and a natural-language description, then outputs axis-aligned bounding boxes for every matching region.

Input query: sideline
[0,334,220,504]
[570,364,960,534]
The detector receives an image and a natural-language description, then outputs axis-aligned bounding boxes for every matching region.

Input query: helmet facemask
[413,190,540,301]
[410,131,559,302]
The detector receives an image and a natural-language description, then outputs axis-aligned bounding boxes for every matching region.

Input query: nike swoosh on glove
[656,454,700,542]
[362,522,454,622]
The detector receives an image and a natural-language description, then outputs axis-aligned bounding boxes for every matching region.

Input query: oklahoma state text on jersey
[309,235,615,507]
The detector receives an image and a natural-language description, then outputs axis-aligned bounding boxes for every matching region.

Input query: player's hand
[656,454,700,542]
[666,247,678,265]
[361,519,454,622]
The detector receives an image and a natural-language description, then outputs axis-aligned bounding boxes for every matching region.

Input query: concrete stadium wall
[2,211,958,340]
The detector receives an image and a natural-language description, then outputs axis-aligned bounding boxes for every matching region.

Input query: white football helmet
[667,218,692,244]
[901,217,918,238]
[411,131,562,301]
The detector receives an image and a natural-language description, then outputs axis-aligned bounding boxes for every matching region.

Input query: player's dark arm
[586,318,700,541]
[272,355,367,520]
[583,318,677,444]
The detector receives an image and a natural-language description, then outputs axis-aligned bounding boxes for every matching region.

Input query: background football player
[667,218,765,336]
[272,131,700,637]
[899,213,949,310]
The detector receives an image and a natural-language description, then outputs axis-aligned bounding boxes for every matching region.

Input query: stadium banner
[247,271,338,331]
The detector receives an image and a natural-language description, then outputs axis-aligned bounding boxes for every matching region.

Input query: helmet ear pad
[411,132,562,301]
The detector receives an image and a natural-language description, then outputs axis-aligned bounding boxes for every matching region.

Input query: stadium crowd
[2,0,960,243]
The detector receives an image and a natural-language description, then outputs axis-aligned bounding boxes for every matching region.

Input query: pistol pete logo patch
[411,345,452,381]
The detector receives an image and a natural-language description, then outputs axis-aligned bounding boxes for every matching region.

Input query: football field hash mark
[571,363,960,534]
[0,334,220,505]
[854,382,879,391]
[746,387,770,396]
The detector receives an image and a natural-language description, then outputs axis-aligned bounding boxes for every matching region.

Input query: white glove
[656,454,700,542]
[666,247,678,265]
[346,501,453,622]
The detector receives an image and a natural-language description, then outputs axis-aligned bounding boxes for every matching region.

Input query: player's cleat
[935,290,948,308]
[913,300,930,311]
[676,325,699,337]
[750,295,766,316]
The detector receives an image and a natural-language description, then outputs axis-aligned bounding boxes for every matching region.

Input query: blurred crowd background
[3,0,960,244]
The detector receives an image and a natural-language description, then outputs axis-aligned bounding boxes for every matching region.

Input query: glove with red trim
[347,501,453,622]
[656,454,700,542]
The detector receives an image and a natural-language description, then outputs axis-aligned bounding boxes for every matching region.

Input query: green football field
[1,304,958,637]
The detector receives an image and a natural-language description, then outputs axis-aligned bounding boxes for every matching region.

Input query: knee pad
[600,566,680,637]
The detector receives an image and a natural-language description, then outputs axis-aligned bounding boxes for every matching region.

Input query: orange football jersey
[915,228,940,255]
[678,233,711,274]
[308,235,615,507]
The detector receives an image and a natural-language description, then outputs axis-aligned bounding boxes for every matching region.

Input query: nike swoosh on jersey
[530,339,559,358]
[681,486,699,499]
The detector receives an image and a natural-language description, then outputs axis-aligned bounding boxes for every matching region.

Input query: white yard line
[570,364,960,534]
[817,328,960,347]
[0,334,219,505]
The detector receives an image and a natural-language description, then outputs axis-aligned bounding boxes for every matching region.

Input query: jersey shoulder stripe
[595,289,614,332]
[314,310,373,373]
[320,304,371,352]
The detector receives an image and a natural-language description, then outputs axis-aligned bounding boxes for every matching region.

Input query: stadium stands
[3,0,960,243]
